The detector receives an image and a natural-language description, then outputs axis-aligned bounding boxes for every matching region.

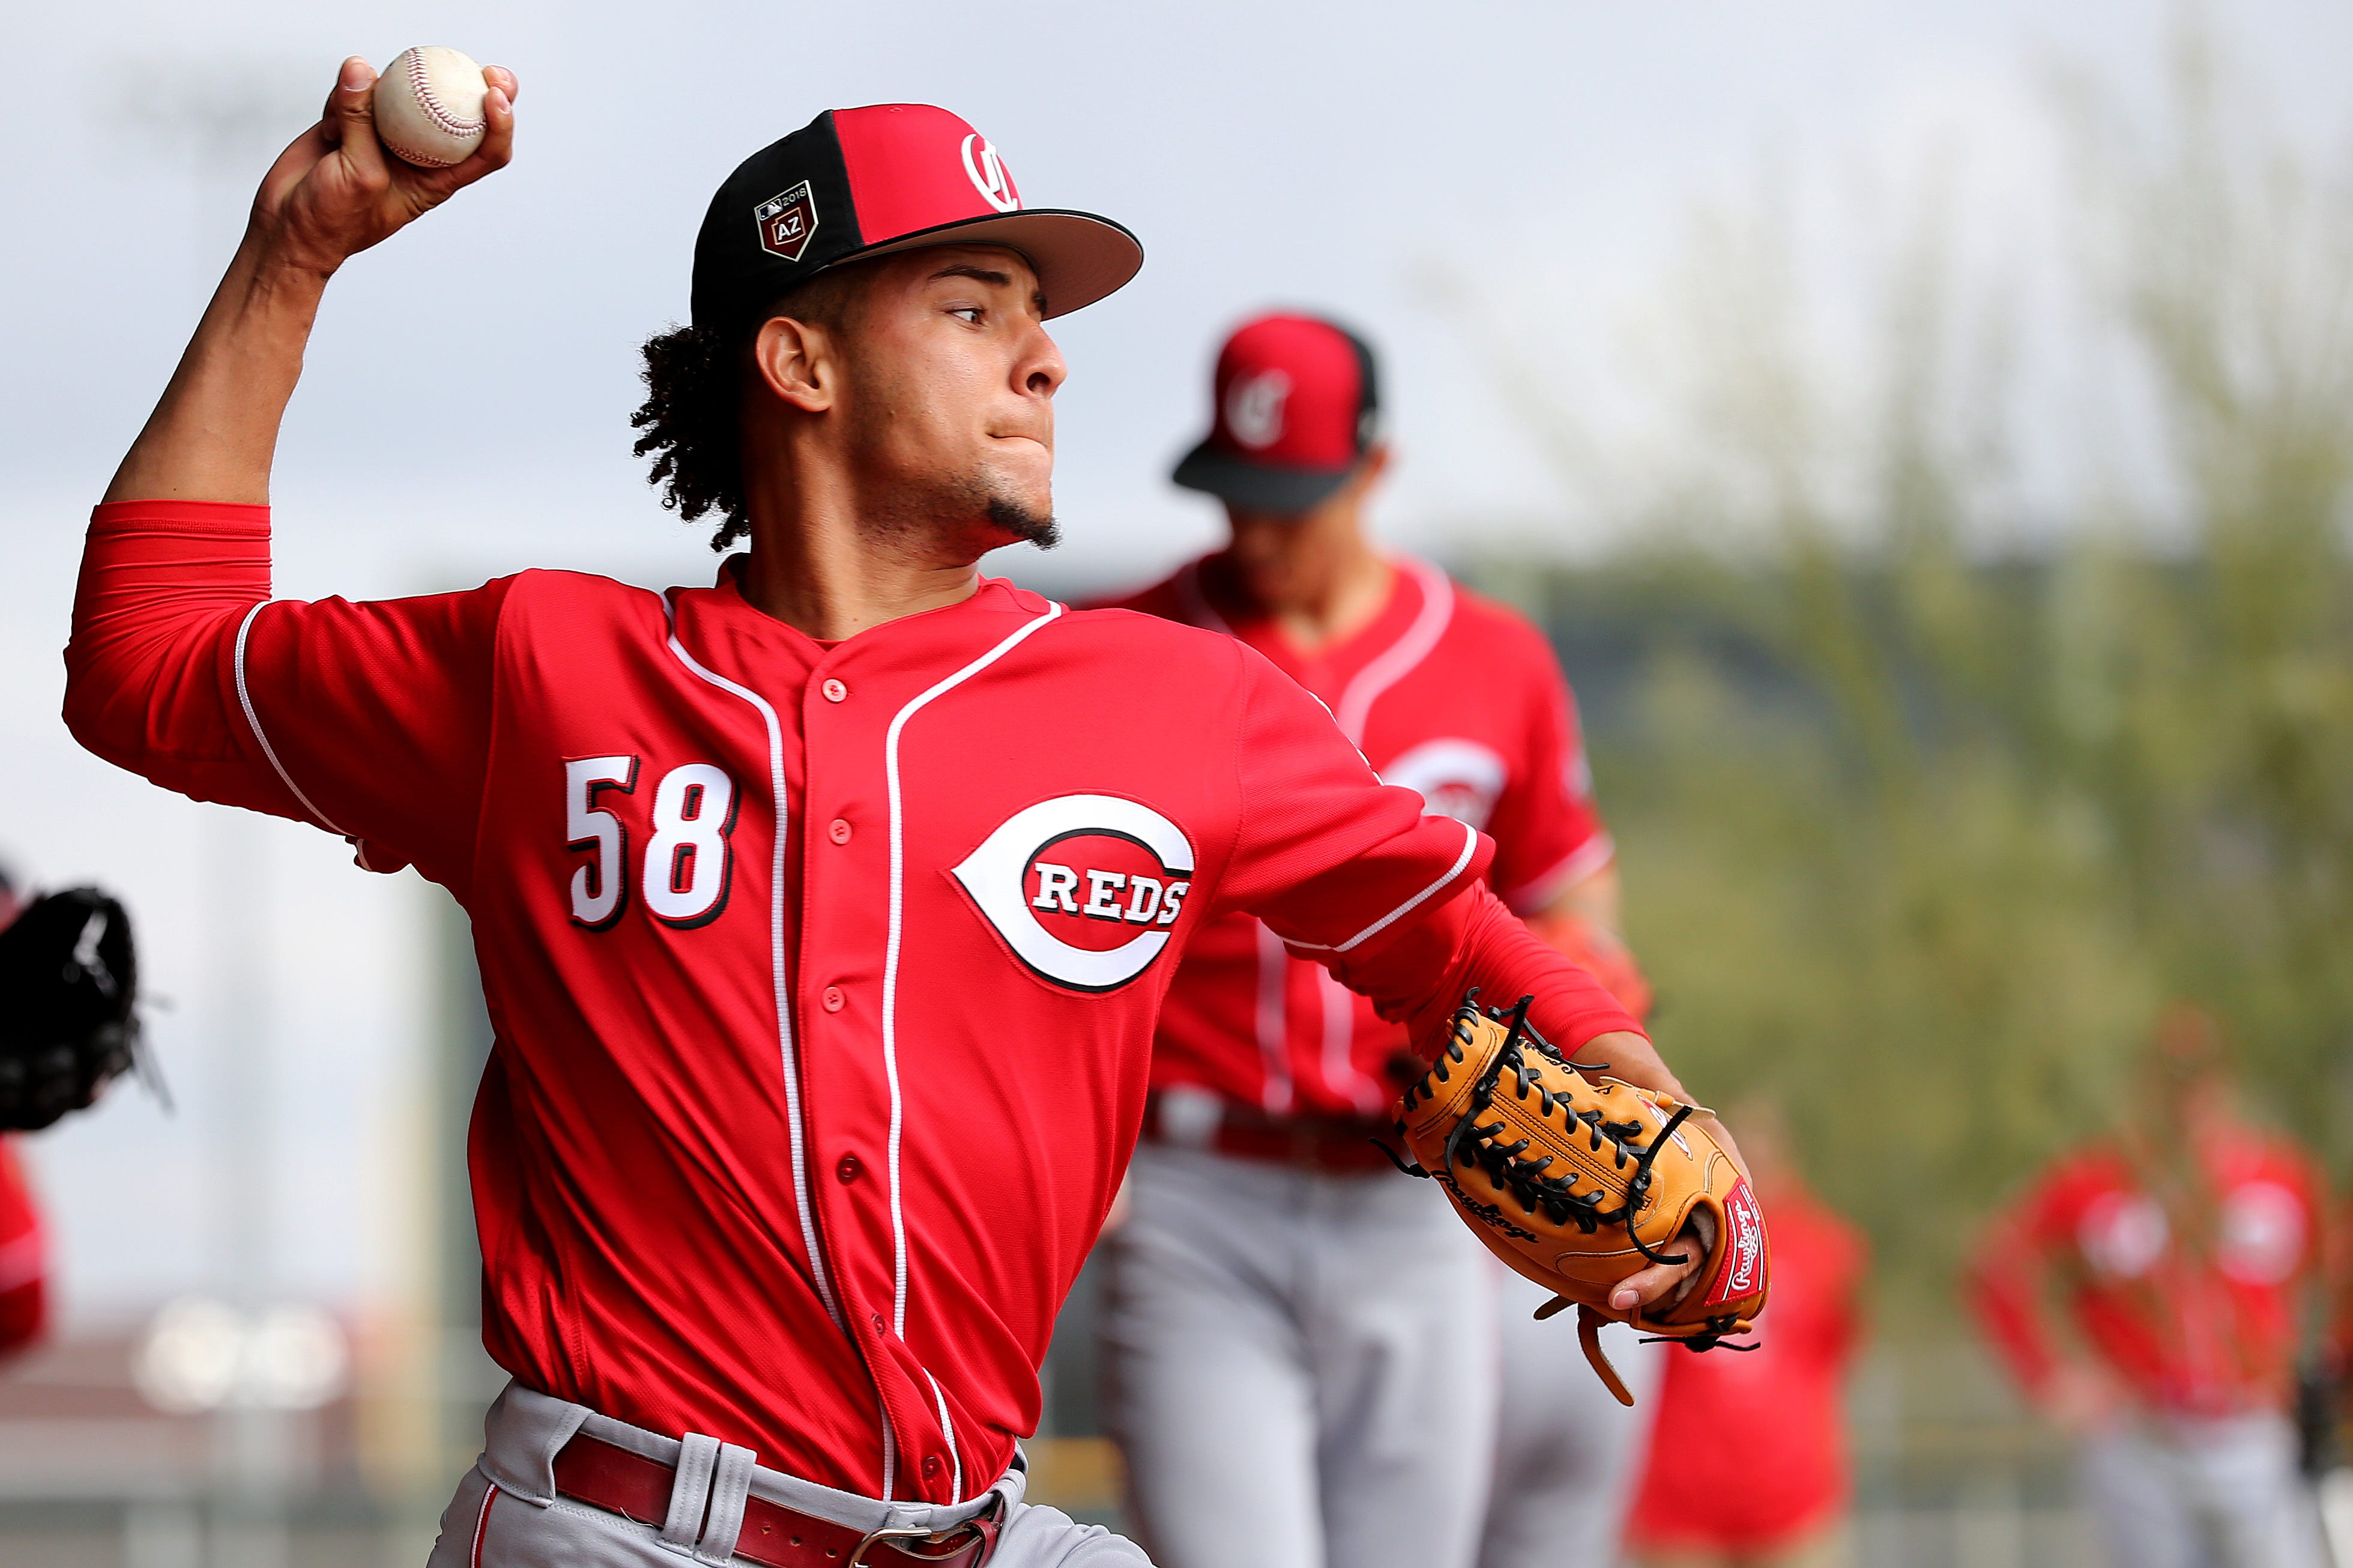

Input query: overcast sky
[4,0,2348,1322]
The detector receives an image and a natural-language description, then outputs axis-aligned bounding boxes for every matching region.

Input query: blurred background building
[4,1,2351,1563]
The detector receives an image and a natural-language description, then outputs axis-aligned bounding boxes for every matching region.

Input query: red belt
[551,1434,998,1567]
[1144,1091,1399,1175]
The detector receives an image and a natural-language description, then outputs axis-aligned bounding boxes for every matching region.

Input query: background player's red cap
[1173,313,1382,514]
[691,104,1144,331]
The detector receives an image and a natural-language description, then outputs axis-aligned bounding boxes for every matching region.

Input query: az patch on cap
[754,182,820,262]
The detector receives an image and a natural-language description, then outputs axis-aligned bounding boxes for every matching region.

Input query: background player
[1624,1097,1867,1568]
[67,59,1737,1568]
[1098,313,1652,1568]
[1968,1006,2330,1568]
[0,865,47,1359]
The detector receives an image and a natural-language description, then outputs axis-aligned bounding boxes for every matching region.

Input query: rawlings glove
[1387,992,1768,1404]
[0,888,145,1130]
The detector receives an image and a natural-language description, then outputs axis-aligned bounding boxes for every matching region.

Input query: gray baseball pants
[1097,1142,1500,1568]
[2078,1411,2328,1568]
[426,1381,1151,1567]
[1475,1270,1664,1568]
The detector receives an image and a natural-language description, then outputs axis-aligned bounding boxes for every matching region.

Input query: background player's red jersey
[0,1141,46,1356]
[1108,554,1609,1118]
[1625,1184,1865,1556]
[65,501,1640,1505]
[1968,1123,2323,1415]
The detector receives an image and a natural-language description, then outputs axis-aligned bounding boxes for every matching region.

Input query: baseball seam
[391,49,483,167]
[409,49,485,134]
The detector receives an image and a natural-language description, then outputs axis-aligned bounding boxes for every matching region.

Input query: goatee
[987,494,1059,550]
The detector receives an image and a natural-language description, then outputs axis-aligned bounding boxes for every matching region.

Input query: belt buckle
[848,1515,986,1564]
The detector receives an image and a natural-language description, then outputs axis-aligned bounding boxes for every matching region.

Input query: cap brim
[1171,439,1356,514]
[840,210,1144,319]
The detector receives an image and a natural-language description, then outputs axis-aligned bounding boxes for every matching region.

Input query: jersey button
[921,1456,942,1480]
[821,677,848,703]
[822,986,845,1013]
[828,818,852,845]
[836,1153,862,1184]
[871,1312,887,1333]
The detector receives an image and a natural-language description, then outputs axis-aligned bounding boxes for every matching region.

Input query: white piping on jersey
[1331,558,1454,745]
[1286,818,1480,956]
[1253,922,1293,1115]
[881,604,1066,1354]
[924,1369,965,1504]
[1188,556,1461,1106]
[1503,831,1617,916]
[1317,968,1382,1115]
[655,596,847,1338]
[232,601,357,839]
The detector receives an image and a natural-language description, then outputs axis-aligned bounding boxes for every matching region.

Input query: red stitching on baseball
[406,47,485,146]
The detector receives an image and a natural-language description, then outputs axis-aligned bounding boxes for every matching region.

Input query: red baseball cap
[691,104,1143,331]
[1172,313,1382,514]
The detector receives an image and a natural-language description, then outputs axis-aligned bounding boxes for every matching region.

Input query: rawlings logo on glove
[1381,992,1768,1404]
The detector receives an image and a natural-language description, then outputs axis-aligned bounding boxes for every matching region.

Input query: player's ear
[752,315,837,414]
[1355,442,1392,489]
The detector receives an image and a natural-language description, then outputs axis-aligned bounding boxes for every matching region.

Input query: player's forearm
[102,239,329,506]
[1331,882,1642,1061]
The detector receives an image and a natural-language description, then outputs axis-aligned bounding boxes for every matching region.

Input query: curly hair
[630,268,868,552]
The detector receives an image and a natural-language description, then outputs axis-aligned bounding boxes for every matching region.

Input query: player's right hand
[247,56,517,278]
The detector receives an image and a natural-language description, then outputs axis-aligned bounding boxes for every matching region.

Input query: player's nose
[1015,324,1066,400]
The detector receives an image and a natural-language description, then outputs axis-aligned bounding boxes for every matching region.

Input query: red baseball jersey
[1106,554,1610,1118]
[0,1139,45,1357]
[66,501,1640,1505]
[1627,1185,1865,1554]
[1968,1123,2323,1416]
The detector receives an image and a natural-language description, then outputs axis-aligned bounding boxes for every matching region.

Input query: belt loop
[662,1433,721,1553]
[693,1442,757,1565]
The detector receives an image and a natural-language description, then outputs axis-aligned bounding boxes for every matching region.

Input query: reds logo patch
[952,795,1194,992]
[1704,1176,1769,1307]
[1224,369,1290,451]
[1382,738,1509,831]
[960,133,1021,214]
[755,182,820,262]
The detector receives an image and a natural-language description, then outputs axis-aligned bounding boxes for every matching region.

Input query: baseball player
[1624,1098,1867,1568]
[1095,312,1650,1568]
[1968,1007,2331,1568]
[0,865,45,1359]
[65,61,1735,1568]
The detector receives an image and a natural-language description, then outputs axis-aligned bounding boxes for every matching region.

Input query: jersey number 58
[565,756,737,930]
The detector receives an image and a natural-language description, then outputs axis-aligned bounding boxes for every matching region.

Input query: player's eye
[950,306,984,324]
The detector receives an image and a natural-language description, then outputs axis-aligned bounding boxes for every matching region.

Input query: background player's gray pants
[1098,1142,1499,1568]
[1476,1270,1664,1568]
[426,1381,1152,1567]
[2078,1411,2329,1568]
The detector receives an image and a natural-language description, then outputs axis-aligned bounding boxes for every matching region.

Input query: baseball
[371,46,489,168]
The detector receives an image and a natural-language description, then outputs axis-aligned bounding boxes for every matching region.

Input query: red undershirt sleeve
[64,499,510,894]
[1323,880,1645,1060]
[1964,1193,2065,1399]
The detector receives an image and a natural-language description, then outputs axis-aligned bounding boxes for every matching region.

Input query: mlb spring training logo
[952,795,1193,992]
[754,181,820,262]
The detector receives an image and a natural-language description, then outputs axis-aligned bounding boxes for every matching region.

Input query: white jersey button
[821,677,848,702]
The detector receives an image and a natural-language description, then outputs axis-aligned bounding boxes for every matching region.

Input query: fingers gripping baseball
[252,55,517,277]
